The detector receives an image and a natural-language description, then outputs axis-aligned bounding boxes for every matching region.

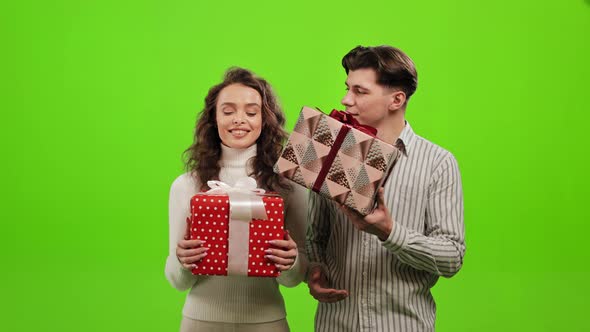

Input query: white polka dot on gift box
[248,195,284,277]
[188,193,231,276]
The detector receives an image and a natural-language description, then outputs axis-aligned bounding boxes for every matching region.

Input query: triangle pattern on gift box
[302,106,320,119]
[274,158,298,176]
[333,191,350,205]
[300,143,319,167]
[326,115,345,136]
[341,142,362,160]
[365,163,385,183]
[289,130,311,147]
[294,109,321,137]
[312,114,335,147]
[345,167,358,187]
[300,167,319,187]
[356,182,377,198]
[384,150,397,164]
[343,192,358,211]
[339,153,361,184]
[290,167,307,187]
[293,142,308,163]
[326,156,351,189]
[318,181,331,197]
[292,113,308,135]
[339,131,374,162]
[280,143,298,165]
[339,130,356,151]
[351,191,373,215]
[302,155,325,175]
[302,109,322,135]
[366,141,388,172]
[312,140,332,159]
[358,139,375,161]
[325,179,351,200]
[352,165,371,192]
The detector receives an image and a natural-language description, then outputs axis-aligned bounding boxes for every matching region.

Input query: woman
[165,67,308,332]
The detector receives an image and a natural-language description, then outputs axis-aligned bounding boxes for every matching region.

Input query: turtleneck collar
[219,143,257,168]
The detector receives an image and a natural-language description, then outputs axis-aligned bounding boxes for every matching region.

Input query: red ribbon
[311,109,378,193]
[328,109,378,137]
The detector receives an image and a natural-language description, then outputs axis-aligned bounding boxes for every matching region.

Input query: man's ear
[388,90,406,111]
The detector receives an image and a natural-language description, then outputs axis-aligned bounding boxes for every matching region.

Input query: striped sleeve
[305,191,334,273]
[382,153,465,277]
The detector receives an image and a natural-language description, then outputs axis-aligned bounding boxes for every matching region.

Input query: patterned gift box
[186,184,285,277]
[274,106,401,216]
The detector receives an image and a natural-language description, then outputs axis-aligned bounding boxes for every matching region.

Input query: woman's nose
[232,111,245,124]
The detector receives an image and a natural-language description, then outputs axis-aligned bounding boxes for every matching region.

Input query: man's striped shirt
[307,122,465,331]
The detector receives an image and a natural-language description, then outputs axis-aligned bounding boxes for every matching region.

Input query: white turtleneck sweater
[165,144,309,323]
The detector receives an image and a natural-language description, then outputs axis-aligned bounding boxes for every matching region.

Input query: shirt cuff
[381,222,409,253]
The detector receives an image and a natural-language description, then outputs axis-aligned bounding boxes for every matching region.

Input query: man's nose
[341,91,353,107]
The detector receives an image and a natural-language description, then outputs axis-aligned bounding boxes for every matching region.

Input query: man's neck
[375,111,405,145]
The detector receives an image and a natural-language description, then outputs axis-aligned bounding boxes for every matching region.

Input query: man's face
[341,68,395,128]
[215,83,263,149]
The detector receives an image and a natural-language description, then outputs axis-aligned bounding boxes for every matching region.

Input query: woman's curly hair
[184,67,290,192]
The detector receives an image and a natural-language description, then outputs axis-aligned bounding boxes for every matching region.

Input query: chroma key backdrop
[1,0,589,331]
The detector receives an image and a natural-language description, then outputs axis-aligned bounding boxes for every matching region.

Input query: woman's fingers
[268,239,295,250]
[274,264,294,271]
[178,239,205,249]
[265,254,295,265]
[182,251,209,264]
[176,239,208,270]
[178,247,209,257]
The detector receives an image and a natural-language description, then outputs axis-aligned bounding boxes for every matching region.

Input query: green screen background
[2,0,589,331]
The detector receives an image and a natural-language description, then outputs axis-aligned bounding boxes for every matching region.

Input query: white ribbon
[203,177,268,276]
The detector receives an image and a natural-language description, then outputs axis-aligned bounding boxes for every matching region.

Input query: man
[306,45,465,331]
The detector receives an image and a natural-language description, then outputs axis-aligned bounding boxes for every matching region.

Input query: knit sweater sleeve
[276,184,309,287]
[165,174,201,291]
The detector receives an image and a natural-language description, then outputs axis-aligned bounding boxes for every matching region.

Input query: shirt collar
[394,121,415,156]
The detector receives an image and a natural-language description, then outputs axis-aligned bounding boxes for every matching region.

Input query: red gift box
[186,191,285,277]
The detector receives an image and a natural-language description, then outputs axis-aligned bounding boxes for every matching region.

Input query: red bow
[329,109,378,137]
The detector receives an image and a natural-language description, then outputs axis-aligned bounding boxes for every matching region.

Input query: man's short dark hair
[342,45,418,100]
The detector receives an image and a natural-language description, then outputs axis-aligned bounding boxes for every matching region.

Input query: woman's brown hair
[184,67,290,192]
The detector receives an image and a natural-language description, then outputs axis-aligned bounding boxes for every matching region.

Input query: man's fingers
[310,286,349,302]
